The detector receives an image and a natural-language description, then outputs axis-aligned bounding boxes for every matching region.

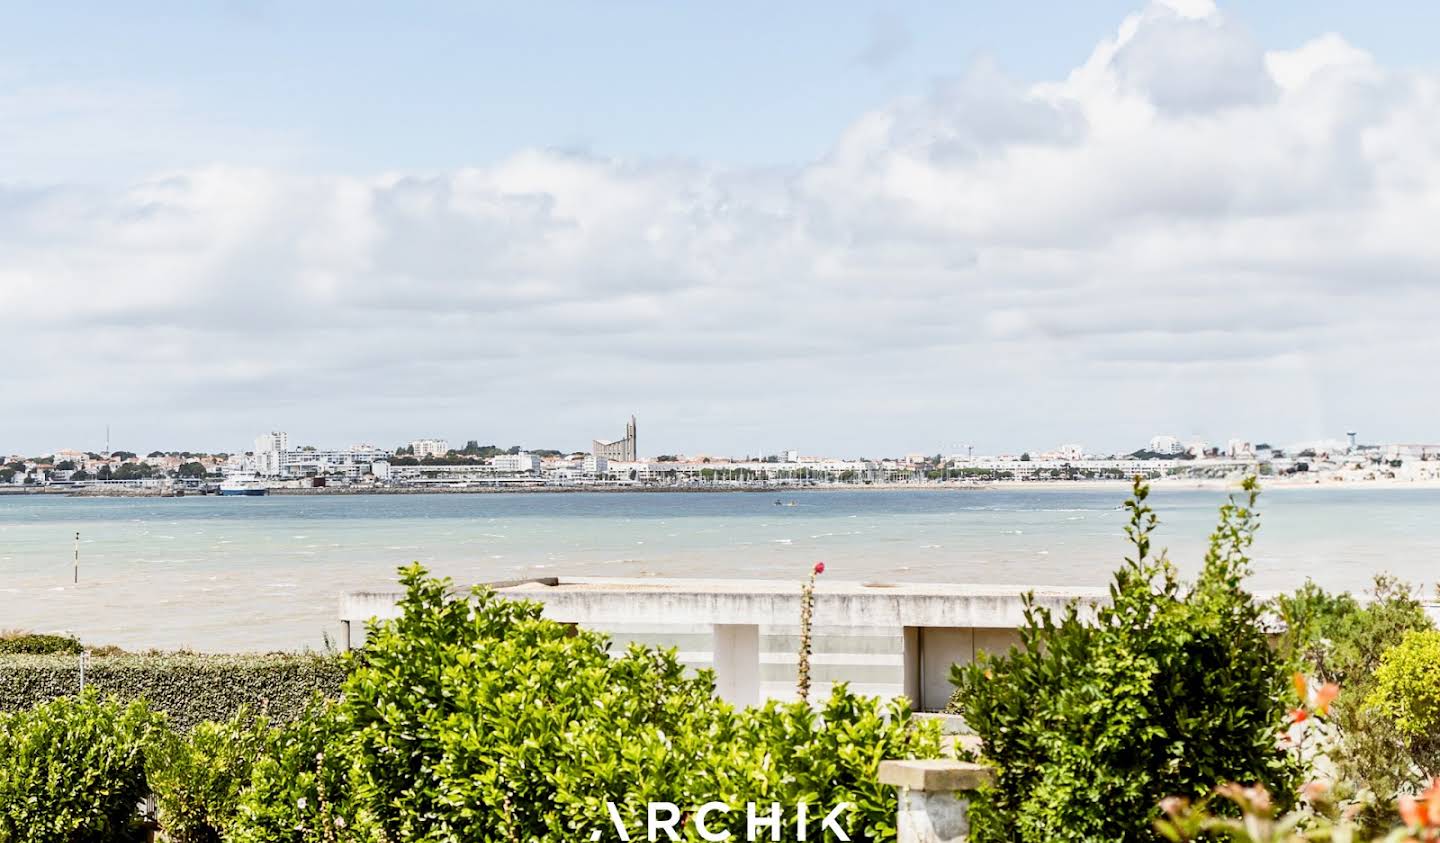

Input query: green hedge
[0,633,83,655]
[0,653,345,731]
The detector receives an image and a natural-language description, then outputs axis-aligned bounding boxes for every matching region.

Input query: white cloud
[4,2,1440,455]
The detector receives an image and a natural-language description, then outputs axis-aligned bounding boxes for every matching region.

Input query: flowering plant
[1281,673,1344,791]
[1155,778,1440,842]
[796,561,824,702]
[1158,676,1440,843]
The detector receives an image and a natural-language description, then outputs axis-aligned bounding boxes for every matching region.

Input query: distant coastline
[7,475,1440,498]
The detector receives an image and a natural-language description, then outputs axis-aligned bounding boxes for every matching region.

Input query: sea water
[0,486,1435,651]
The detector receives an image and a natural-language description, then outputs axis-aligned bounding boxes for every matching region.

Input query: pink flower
[813,561,825,575]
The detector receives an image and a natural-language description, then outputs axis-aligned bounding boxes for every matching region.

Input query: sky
[4,0,1440,457]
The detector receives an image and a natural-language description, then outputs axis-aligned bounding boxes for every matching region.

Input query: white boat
[218,474,269,496]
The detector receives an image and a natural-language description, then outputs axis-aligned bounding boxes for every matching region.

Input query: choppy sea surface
[1,486,1436,651]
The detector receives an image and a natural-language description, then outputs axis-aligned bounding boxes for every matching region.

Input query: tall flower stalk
[796,561,825,703]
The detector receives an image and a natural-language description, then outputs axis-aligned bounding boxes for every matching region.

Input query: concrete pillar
[878,760,994,843]
[902,626,922,708]
[712,623,760,705]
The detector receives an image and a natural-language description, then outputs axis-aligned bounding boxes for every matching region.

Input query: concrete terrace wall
[339,577,1440,712]
[340,578,1101,711]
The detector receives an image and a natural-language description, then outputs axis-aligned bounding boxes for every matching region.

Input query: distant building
[493,452,540,473]
[583,454,609,475]
[1227,439,1255,458]
[1056,444,1084,461]
[1148,435,1183,455]
[1347,431,1358,452]
[593,416,637,462]
[409,439,450,458]
[781,449,800,463]
[283,445,391,479]
[246,431,393,480]
[255,431,288,477]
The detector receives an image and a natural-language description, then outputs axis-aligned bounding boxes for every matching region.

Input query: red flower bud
[813,561,825,575]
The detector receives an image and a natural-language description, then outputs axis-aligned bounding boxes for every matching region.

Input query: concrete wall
[339,577,1440,714]
[339,579,1057,712]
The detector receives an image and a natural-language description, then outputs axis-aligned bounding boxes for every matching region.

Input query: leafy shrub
[0,632,82,655]
[949,478,1298,842]
[0,690,164,842]
[0,652,345,730]
[150,706,272,843]
[1274,575,1432,689]
[231,699,367,843]
[728,691,941,841]
[232,564,943,842]
[1365,630,1440,767]
[1273,576,1435,827]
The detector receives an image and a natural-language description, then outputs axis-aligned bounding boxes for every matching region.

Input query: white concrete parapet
[340,580,1440,711]
[339,577,1106,711]
[339,577,1103,628]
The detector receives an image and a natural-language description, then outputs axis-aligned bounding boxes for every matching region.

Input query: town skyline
[2,420,1392,466]
[9,421,1432,495]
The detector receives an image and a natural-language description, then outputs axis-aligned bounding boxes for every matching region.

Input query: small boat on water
[219,474,269,497]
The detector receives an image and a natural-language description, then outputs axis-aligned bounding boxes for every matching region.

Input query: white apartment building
[583,455,609,475]
[492,452,540,473]
[1148,435,1184,455]
[283,445,391,479]
[409,439,450,458]
[245,432,392,480]
[254,431,289,477]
